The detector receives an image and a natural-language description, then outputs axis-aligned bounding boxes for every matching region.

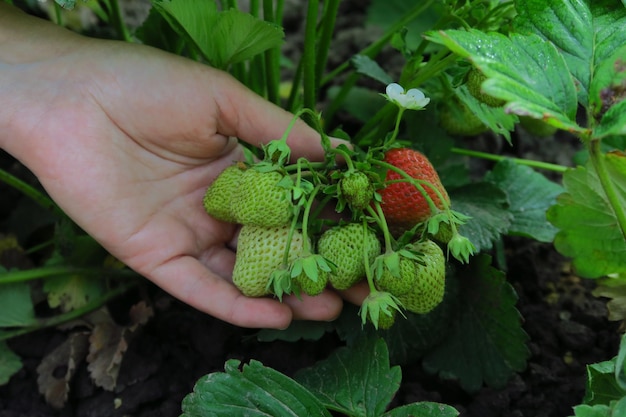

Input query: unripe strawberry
[373,308,397,330]
[294,270,329,296]
[374,254,418,297]
[317,223,381,290]
[203,164,244,223]
[339,171,375,211]
[466,68,505,107]
[231,170,293,227]
[379,148,450,235]
[398,239,445,314]
[232,225,305,297]
[439,99,488,136]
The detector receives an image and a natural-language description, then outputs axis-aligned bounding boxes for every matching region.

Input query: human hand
[0,7,368,328]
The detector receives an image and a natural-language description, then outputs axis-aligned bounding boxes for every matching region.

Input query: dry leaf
[36,332,89,409]
[86,301,153,391]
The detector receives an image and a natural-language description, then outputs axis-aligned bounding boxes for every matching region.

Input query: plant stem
[263,0,280,104]
[451,147,568,173]
[0,168,64,217]
[0,282,138,342]
[315,0,340,85]
[106,0,131,42]
[302,0,319,111]
[0,265,139,285]
[588,139,626,241]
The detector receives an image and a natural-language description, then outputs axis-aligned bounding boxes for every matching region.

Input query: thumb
[211,71,343,161]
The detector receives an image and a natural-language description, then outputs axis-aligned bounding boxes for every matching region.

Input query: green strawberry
[232,225,305,297]
[231,169,293,227]
[466,68,505,107]
[373,308,396,330]
[294,269,329,296]
[203,164,244,223]
[317,223,381,290]
[373,252,419,297]
[398,239,445,314]
[439,98,488,137]
[339,171,375,211]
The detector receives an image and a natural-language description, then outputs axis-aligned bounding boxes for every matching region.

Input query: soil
[0,1,623,417]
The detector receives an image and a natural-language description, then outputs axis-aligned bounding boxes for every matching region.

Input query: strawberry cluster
[203,103,474,329]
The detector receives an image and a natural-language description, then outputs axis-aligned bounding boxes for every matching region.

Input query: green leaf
[448,182,512,252]
[181,359,331,417]
[0,281,36,327]
[425,29,582,132]
[423,254,530,392]
[43,274,106,312]
[590,45,626,138]
[295,337,401,417]
[514,0,626,107]
[0,341,22,385]
[571,404,612,417]
[383,402,459,417]
[547,157,626,278]
[352,55,394,85]
[485,159,564,242]
[583,360,626,406]
[153,0,283,69]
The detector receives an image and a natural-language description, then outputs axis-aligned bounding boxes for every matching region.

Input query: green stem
[302,0,319,111]
[300,184,321,252]
[367,203,393,254]
[0,282,138,342]
[315,0,340,85]
[451,148,568,173]
[106,0,131,42]
[0,265,139,284]
[361,218,376,293]
[263,0,280,104]
[589,139,626,241]
[321,0,436,86]
[53,1,64,26]
[0,168,64,217]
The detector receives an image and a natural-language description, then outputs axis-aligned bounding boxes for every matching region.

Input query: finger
[282,290,344,321]
[211,72,347,161]
[337,280,370,306]
[147,255,295,329]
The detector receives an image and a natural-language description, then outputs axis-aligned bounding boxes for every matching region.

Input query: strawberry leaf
[181,359,332,417]
[295,337,401,417]
[153,0,283,69]
[423,254,530,392]
[43,274,106,312]
[447,182,512,252]
[547,155,626,278]
[0,341,23,385]
[590,45,626,139]
[514,0,626,107]
[382,402,459,417]
[0,280,36,327]
[425,29,583,133]
[485,159,564,242]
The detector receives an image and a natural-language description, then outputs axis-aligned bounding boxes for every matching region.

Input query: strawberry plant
[1,0,626,415]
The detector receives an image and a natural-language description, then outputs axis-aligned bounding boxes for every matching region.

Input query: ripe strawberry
[466,68,505,107]
[379,148,450,234]
[203,164,244,223]
[232,225,305,297]
[397,239,445,314]
[231,169,293,227]
[339,171,375,211]
[439,98,488,136]
[317,223,381,290]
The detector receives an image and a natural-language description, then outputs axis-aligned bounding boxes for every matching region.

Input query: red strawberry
[379,148,450,234]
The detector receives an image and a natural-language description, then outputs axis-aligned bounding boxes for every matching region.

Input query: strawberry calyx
[359,290,405,330]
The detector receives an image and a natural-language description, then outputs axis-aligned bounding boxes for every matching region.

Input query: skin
[0,4,368,329]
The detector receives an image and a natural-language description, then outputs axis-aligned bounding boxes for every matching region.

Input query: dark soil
[1,1,623,416]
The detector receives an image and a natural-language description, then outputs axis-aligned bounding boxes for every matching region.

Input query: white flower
[383,83,430,110]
